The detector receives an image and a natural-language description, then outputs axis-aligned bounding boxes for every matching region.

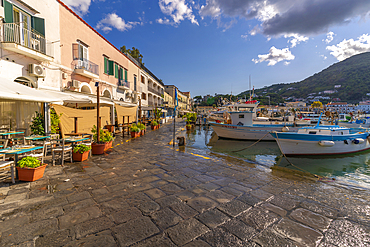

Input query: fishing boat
[210,101,303,141]
[270,124,370,156]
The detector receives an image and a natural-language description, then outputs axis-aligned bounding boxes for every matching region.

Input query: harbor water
[186,126,370,190]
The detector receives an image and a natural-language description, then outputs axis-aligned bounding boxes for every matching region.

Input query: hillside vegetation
[239,52,370,104]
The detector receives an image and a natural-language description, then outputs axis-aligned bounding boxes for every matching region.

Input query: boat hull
[270,132,370,156]
[210,122,300,141]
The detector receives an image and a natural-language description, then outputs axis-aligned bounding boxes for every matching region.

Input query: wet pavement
[1,120,370,246]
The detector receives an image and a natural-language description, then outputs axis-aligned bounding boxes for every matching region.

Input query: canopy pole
[97,85,100,142]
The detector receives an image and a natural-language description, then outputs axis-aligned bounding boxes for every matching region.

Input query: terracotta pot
[17,164,47,182]
[104,141,113,151]
[140,130,145,136]
[151,125,155,130]
[131,131,140,138]
[73,151,89,162]
[105,125,115,132]
[186,125,191,130]
[91,142,105,155]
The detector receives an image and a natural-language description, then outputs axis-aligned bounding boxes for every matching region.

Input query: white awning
[0,77,62,103]
[39,89,91,105]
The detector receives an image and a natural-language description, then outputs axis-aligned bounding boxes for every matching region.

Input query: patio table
[25,135,50,141]
[0,146,44,165]
[0,131,24,139]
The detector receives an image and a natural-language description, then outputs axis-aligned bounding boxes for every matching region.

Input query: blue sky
[61,0,370,97]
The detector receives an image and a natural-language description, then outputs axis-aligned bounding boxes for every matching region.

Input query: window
[142,93,146,100]
[134,76,137,91]
[124,69,127,81]
[309,131,316,134]
[115,63,118,79]
[141,75,145,84]
[239,114,245,118]
[103,56,109,74]
[108,60,114,76]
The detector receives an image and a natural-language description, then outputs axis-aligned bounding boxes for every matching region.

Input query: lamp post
[95,81,100,142]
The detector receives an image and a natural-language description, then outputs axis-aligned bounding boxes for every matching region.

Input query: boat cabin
[229,111,254,126]
[298,126,350,135]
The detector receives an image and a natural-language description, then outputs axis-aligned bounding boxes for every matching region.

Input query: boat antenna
[249,75,251,101]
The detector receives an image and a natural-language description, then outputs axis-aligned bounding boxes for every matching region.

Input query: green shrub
[151,120,158,126]
[18,157,41,168]
[73,144,91,154]
[30,112,45,135]
[91,125,114,143]
[137,122,146,130]
[130,123,140,133]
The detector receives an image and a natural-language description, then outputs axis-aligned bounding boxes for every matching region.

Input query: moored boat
[270,125,370,156]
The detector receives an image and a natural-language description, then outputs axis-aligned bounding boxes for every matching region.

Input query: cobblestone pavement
[1,120,370,246]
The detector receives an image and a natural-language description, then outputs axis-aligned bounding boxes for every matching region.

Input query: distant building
[324,90,336,94]
[334,85,341,88]
[327,102,354,113]
[356,101,370,112]
[285,101,306,107]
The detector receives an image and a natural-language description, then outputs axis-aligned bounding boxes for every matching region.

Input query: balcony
[148,86,161,97]
[2,23,53,61]
[73,58,99,79]
[118,80,129,90]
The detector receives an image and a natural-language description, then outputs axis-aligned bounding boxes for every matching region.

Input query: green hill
[239,52,370,104]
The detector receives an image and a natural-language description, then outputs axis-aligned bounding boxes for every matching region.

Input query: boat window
[309,131,316,134]
[238,107,254,111]
[239,114,244,118]
[341,132,343,135]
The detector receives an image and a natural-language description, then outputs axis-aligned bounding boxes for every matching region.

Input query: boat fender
[318,141,335,147]
[344,140,349,145]
[352,138,364,144]
[281,126,289,132]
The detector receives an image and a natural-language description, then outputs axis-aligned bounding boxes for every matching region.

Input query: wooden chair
[51,139,72,166]
[81,134,93,158]
[0,154,15,183]
[0,139,8,149]
[42,134,60,156]
[29,144,45,164]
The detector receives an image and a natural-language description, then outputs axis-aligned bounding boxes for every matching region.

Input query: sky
[60,0,370,97]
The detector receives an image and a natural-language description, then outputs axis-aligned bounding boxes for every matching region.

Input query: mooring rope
[231,132,271,153]
[273,131,335,182]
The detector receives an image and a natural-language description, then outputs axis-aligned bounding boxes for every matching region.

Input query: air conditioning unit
[29,64,45,77]
[71,80,80,88]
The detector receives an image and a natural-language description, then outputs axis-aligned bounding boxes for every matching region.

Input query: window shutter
[72,43,79,60]
[125,70,127,81]
[108,60,114,75]
[115,64,118,79]
[4,0,13,23]
[104,57,108,74]
[32,16,45,37]
[120,68,123,80]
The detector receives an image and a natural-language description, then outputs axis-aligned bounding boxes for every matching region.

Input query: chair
[12,128,27,146]
[0,154,15,183]
[51,139,72,166]
[29,144,45,164]
[42,134,59,156]
[81,134,93,158]
[0,139,8,149]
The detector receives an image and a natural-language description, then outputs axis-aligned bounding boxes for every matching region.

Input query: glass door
[12,7,30,47]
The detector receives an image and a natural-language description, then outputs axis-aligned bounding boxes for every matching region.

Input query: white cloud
[252,46,295,66]
[96,13,140,33]
[284,34,309,48]
[158,0,199,26]
[324,31,335,44]
[326,34,370,61]
[61,0,91,16]
[241,34,248,39]
[156,18,171,25]
[249,25,260,36]
[199,0,370,37]
[320,54,327,60]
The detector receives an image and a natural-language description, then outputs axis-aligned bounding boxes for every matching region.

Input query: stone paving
[1,120,370,246]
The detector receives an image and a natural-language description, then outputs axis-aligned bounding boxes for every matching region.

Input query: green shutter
[108,60,114,75]
[120,68,123,80]
[115,64,118,79]
[104,57,108,74]
[32,16,45,37]
[125,70,127,81]
[4,0,13,23]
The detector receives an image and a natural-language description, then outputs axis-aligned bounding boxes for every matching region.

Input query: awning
[39,89,91,105]
[0,77,62,103]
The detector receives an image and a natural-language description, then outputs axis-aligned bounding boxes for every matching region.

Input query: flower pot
[151,125,155,130]
[140,130,145,136]
[73,151,89,162]
[131,131,140,138]
[186,125,191,130]
[17,164,47,182]
[104,141,113,151]
[105,125,115,132]
[91,143,105,155]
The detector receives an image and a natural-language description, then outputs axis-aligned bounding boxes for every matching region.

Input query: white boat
[210,102,303,141]
[270,125,370,156]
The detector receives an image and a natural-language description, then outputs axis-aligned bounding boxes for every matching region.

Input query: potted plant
[73,144,91,162]
[137,123,146,136]
[91,125,106,155]
[151,120,159,130]
[130,124,140,138]
[17,157,47,182]
[30,111,45,135]
[154,108,162,128]
[102,130,114,151]
[186,122,192,130]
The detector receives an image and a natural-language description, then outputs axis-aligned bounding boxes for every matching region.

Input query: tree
[311,101,323,108]
[120,45,144,65]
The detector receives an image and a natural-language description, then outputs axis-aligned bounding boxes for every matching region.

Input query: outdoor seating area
[0,129,93,183]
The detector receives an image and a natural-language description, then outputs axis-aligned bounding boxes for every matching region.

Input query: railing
[118,80,129,88]
[2,23,53,57]
[148,86,161,96]
[73,57,99,75]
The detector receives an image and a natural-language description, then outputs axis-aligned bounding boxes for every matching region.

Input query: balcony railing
[2,23,53,57]
[73,57,99,76]
[148,86,161,97]
[118,80,129,88]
